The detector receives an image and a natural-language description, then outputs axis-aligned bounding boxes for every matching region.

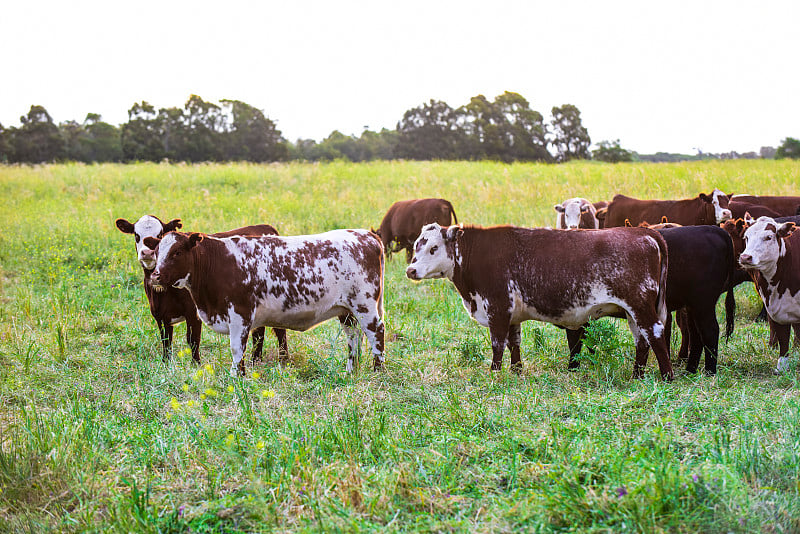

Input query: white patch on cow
[227,306,247,376]
[132,215,164,270]
[462,292,491,327]
[711,188,732,223]
[555,197,596,229]
[198,308,230,335]
[168,316,185,325]
[406,224,455,280]
[173,273,191,290]
[652,322,664,339]
[154,232,179,272]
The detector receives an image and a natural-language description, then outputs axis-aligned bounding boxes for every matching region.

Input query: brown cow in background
[376,198,458,262]
[599,189,732,228]
[730,195,800,217]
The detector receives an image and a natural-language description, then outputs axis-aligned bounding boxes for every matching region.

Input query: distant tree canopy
[592,139,633,163]
[776,137,800,159]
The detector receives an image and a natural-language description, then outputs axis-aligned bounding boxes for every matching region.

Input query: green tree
[184,94,225,161]
[83,114,122,162]
[592,139,633,163]
[550,104,591,162]
[60,120,92,162]
[494,91,551,162]
[0,122,14,163]
[121,102,164,162]
[13,105,65,163]
[396,99,463,160]
[776,137,800,159]
[221,99,287,162]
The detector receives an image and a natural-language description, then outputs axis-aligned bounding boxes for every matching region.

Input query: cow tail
[723,231,736,339]
[656,234,669,326]
[449,202,458,225]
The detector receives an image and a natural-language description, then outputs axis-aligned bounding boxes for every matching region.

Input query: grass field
[1,160,800,532]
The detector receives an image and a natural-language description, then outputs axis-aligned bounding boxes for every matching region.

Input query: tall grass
[0,160,799,532]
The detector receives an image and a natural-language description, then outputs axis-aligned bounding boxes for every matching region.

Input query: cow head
[116,215,182,270]
[699,189,732,224]
[554,198,595,229]
[739,216,796,271]
[406,223,461,280]
[145,231,204,292]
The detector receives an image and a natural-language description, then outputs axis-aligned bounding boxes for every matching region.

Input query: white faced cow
[145,229,385,377]
[554,197,599,229]
[406,223,674,380]
[739,216,800,373]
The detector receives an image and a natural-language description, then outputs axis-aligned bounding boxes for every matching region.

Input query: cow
[554,197,600,229]
[376,198,458,262]
[730,195,800,217]
[728,200,781,220]
[625,216,682,230]
[599,189,732,228]
[563,225,736,375]
[739,216,800,372]
[115,215,288,364]
[405,223,674,380]
[144,229,385,377]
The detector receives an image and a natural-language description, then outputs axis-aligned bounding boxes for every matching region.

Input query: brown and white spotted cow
[145,229,385,377]
[406,223,674,380]
[737,216,800,373]
[554,197,600,229]
[376,198,458,262]
[600,189,732,228]
[116,215,287,364]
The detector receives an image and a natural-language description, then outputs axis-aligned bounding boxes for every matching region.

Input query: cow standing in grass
[406,223,674,380]
[145,229,385,376]
[116,215,287,364]
[376,198,458,262]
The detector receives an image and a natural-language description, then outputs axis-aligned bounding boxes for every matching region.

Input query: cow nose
[721,209,732,220]
[151,271,161,284]
[568,224,578,229]
[406,267,417,279]
[739,254,752,265]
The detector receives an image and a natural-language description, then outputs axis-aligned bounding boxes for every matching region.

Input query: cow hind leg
[488,315,510,371]
[186,315,202,365]
[339,313,363,373]
[157,320,174,363]
[771,321,792,374]
[565,326,585,371]
[507,323,522,373]
[250,327,266,364]
[354,310,385,371]
[689,307,719,376]
[273,328,289,365]
[627,313,673,381]
[228,325,250,378]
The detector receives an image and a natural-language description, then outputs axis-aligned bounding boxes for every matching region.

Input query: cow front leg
[250,327,266,364]
[228,326,250,378]
[507,323,522,373]
[565,326,585,370]
[273,328,289,365]
[157,320,174,363]
[488,315,510,371]
[771,320,792,374]
[339,314,363,373]
[352,311,385,371]
[186,314,202,364]
[690,307,719,376]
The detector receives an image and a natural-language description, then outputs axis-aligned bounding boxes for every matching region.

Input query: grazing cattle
[625,216,682,229]
[730,195,800,217]
[406,224,674,380]
[600,189,732,228]
[728,200,781,220]
[376,198,458,262]
[564,225,735,375]
[116,215,287,364]
[554,197,600,229]
[145,229,385,377]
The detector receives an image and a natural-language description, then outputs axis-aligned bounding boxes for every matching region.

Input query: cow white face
[148,232,203,291]
[554,198,592,229]
[115,215,182,270]
[740,216,796,271]
[710,189,733,224]
[406,223,458,280]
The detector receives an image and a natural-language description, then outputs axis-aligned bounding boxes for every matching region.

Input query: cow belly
[509,284,627,329]
[252,301,347,332]
[168,316,186,325]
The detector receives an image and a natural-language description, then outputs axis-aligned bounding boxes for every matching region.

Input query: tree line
[1,92,796,164]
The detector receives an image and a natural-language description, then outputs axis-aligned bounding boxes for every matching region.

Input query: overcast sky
[2,0,798,154]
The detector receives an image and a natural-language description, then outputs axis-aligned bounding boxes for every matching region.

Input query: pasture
[1,160,800,532]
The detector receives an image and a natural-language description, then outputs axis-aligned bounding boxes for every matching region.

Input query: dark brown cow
[145,229,385,377]
[406,223,674,380]
[116,215,287,364]
[728,200,781,220]
[730,195,800,217]
[376,198,457,262]
[554,197,600,229]
[600,189,732,228]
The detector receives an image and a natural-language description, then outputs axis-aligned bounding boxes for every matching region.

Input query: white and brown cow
[116,215,287,363]
[406,223,674,380]
[739,216,800,373]
[145,229,385,377]
[554,197,600,229]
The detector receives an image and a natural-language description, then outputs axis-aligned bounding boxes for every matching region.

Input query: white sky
[1,0,798,154]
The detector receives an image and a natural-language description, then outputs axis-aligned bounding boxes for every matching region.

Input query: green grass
[1,160,800,532]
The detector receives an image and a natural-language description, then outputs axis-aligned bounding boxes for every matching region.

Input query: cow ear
[188,233,204,248]
[143,236,160,249]
[164,218,182,232]
[554,204,565,213]
[661,216,668,224]
[596,208,607,221]
[778,222,796,238]
[699,193,711,203]
[624,219,632,227]
[743,211,756,225]
[446,225,463,241]
[116,218,135,234]
[580,204,590,213]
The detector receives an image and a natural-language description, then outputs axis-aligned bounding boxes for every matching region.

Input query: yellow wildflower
[200,394,207,400]
[256,440,265,450]
[182,384,190,392]
[225,434,235,447]
[262,389,275,398]
[205,388,218,397]
[170,397,181,412]
[227,385,235,393]
[252,371,261,379]
[187,400,196,408]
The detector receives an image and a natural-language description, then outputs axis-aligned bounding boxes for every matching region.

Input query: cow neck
[186,238,226,310]
[450,229,475,296]
[765,238,798,298]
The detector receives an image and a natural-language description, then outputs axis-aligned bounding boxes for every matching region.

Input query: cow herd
[116,192,800,380]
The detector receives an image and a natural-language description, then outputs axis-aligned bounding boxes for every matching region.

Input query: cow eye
[430,246,438,255]
[764,235,772,241]
[135,235,140,243]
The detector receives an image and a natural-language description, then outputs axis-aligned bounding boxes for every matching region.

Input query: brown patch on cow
[378,198,457,262]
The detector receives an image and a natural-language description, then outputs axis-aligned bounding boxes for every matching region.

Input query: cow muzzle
[406,267,419,280]
[150,272,166,292]
[738,254,754,268]
[718,209,733,223]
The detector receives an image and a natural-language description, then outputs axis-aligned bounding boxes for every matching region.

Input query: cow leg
[565,326,585,371]
[489,315,510,371]
[755,305,768,323]
[185,314,202,365]
[793,323,800,348]
[768,319,779,349]
[507,323,522,373]
[771,320,792,374]
[250,327,266,364]
[273,328,289,365]
[339,313,362,373]
[675,309,691,364]
[157,320,174,363]
[690,307,720,376]
[228,324,250,378]
[628,313,673,381]
[683,311,704,374]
